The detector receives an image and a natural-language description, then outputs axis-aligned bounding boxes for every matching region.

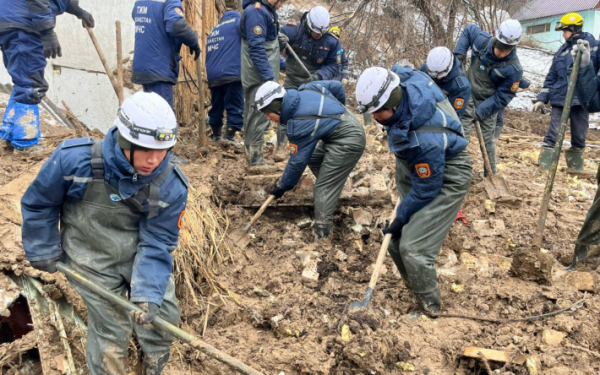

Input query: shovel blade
[483,175,511,199]
[228,228,250,249]
[348,287,374,312]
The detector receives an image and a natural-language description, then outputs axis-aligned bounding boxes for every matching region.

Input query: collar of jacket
[380,87,411,128]
[481,37,517,66]
[279,91,301,125]
[569,32,593,47]
[102,127,170,200]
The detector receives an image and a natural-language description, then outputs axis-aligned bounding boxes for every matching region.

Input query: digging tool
[284,42,312,78]
[85,27,120,101]
[56,262,264,375]
[533,48,583,248]
[115,21,124,105]
[229,195,275,248]
[348,197,401,312]
[474,119,511,199]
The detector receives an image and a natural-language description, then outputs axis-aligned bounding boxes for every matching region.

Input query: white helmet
[355,67,400,114]
[115,92,177,150]
[426,46,454,79]
[255,81,286,110]
[307,6,330,34]
[496,19,522,46]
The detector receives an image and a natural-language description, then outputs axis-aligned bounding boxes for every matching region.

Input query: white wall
[0,0,137,133]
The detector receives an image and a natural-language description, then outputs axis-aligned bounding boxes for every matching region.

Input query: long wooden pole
[86,27,120,100]
[116,21,124,105]
[197,0,207,147]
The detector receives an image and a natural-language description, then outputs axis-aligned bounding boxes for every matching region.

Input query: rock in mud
[510,247,554,284]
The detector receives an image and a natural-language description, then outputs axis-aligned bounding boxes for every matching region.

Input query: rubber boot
[210,125,222,142]
[567,244,600,271]
[414,288,442,315]
[143,352,169,375]
[223,126,237,142]
[565,148,584,172]
[247,144,265,166]
[538,147,554,171]
[314,223,333,240]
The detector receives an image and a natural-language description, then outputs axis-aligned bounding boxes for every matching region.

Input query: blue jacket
[132,0,199,85]
[379,81,467,224]
[0,0,71,35]
[419,57,471,118]
[21,127,189,306]
[281,16,342,80]
[575,62,600,113]
[240,0,279,81]
[206,11,241,87]
[278,81,346,190]
[392,64,449,106]
[538,32,600,106]
[454,24,523,120]
[333,47,349,80]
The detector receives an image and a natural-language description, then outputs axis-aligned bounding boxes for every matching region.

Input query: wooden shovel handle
[474,120,494,177]
[244,195,275,233]
[367,197,401,289]
[86,27,120,100]
[284,42,312,78]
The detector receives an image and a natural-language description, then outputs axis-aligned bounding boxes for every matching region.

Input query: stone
[542,329,567,346]
[565,271,595,292]
[299,176,314,194]
[352,208,373,226]
[472,220,505,237]
[296,218,312,229]
[370,174,388,197]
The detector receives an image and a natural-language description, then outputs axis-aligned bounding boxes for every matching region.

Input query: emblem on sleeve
[253,25,263,35]
[511,82,520,92]
[175,7,184,16]
[415,163,431,178]
[317,58,324,64]
[453,98,464,109]
[178,209,186,229]
[289,143,298,154]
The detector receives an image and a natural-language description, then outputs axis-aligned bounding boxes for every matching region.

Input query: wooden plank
[463,347,510,363]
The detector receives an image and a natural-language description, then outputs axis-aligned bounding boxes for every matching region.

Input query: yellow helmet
[555,13,584,32]
[329,26,341,38]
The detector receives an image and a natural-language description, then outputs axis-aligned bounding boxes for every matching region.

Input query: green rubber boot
[565,148,584,172]
[538,147,554,171]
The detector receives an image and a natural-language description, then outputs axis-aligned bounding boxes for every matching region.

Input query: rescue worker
[206,10,243,143]
[454,19,524,174]
[567,39,600,269]
[256,80,365,239]
[328,26,349,85]
[532,13,600,171]
[132,0,201,108]
[240,0,284,166]
[355,67,472,314]
[21,92,188,375]
[0,0,94,151]
[494,78,530,139]
[420,46,471,119]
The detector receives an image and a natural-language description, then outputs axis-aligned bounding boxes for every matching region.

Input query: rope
[181,62,200,95]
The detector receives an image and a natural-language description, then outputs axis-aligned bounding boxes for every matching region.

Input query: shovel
[56,262,264,375]
[349,197,401,312]
[473,119,511,199]
[228,195,275,248]
[284,42,312,78]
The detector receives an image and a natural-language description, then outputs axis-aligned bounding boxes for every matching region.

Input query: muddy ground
[1,103,600,374]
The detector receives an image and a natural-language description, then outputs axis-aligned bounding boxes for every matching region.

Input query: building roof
[513,0,600,21]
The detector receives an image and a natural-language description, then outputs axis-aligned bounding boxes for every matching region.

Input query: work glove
[268,186,286,199]
[190,44,201,61]
[278,32,289,45]
[309,73,320,82]
[67,0,95,28]
[532,101,545,112]
[572,39,591,67]
[29,253,64,274]
[40,30,62,59]
[131,302,160,327]
[382,217,405,240]
[341,78,349,85]
[455,54,466,67]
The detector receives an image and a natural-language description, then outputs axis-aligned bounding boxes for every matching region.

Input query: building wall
[521,10,599,52]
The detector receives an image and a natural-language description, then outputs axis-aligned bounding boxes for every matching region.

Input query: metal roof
[513,0,600,21]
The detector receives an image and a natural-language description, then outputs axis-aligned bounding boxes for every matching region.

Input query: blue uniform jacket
[419,57,471,118]
[21,127,189,306]
[379,81,467,224]
[575,62,600,113]
[240,0,279,81]
[281,15,342,80]
[0,0,71,35]
[537,32,600,106]
[454,24,523,120]
[206,11,241,87]
[132,0,199,85]
[392,64,449,105]
[278,81,346,191]
[333,47,349,80]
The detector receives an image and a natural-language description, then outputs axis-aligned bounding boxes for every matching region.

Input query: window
[526,23,551,34]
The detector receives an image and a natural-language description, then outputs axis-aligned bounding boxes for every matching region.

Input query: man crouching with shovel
[21,92,188,374]
[355,67,471,314]
[255,80,365,240]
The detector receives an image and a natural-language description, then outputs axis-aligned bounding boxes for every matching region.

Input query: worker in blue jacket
[355,67,472,314]
[532,13,600,171]
[0,0,93,151]
[240,0,283,166]
[329,26,349,85]
[132,0,200,108]
[206,10,243,143]
[420,46,471,119]
[495,78,530,139]
[256,80,365,239]
[454,20,524,174]
[21,92,188,375]
[574,40,600,113]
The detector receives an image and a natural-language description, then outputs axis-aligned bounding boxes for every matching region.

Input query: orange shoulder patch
[453,98,465,109]
[415,163,431,178]
[254,1,261,9]
[178,209,186,229]
[511,82,520,92]
[175,7,184,16]
[289,142,298,154]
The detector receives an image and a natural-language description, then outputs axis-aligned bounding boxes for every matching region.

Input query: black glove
[29,253,63,273]
[382,218,405,239]
[67,0,95,28]
[190,44,201,61]
[455,54,466,67]
[40,30,62,59]
[131,302,160,326]
[268,186,286,199]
